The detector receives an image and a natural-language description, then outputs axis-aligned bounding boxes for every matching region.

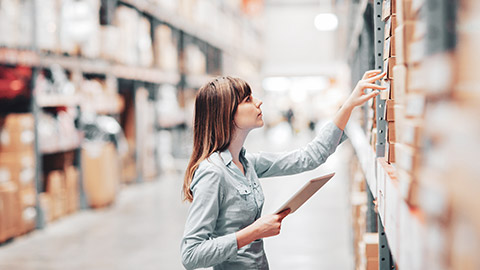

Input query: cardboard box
[399,119,423,147]
[395,22,417,65]
[0,181,21,242]
[383,35,397,60]
[385,99,395,121]
[384,57,396,79]
[396,0,413,25]
[395,143,419,174]
[82,142,119,208]
[46,170,66,220]
[0,113,34,152]
[407,38,426,65]
[364,232,379,259]
[64,166,79,214]
[388,121,396,143]
[384,15,397,40]
[18,206,36,235]
[0,151,35,188]
[386,142,396,163]
[382,0,397,21]
[392,65,407,103]
[39,192,53,223]
[404,93,426,118]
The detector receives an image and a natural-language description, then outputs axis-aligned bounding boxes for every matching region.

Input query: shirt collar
[219,147,247,166]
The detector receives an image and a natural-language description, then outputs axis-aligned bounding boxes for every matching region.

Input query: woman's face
[234,94,264,131]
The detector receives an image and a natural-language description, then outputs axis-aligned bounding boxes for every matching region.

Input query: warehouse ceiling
[262,0,344,77]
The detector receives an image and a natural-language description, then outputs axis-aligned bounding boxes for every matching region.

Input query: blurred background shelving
[1,0,480,269]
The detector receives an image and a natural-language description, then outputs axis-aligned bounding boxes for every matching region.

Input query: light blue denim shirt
[181,121,348,270]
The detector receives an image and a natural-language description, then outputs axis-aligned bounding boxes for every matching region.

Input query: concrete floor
[0,126,354,270]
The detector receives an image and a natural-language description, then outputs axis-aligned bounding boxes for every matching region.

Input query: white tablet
[274,172,335,214]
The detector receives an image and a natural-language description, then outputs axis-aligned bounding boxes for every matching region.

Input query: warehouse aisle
[0,125,354,270]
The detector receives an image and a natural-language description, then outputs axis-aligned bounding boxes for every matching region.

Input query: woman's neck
[228,129,248,163]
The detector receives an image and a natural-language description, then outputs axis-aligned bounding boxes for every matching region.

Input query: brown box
[0,181,21,242]
[396,0,413,25]
[46,170,66,220]
[384,35,396,60]
[0,114,34,153]
[404,93,426,118]
[399,119,423,147]
[385,99,395,121]
[392,65,407,104]
[407,38,426,65]
[19,186,36,208]
[395,22,417,65]
[0,151,35,188]
[382,0,397,21]
[39,192,53,223]
[395,143,419,174]
[384,57,396,80]
[18,206,36,235]
[364,232,379,259]
[387,121,396,143]
[384,15,397,40]
[64,166,79,214]
[82,142,119,208]
[386,142,396,163]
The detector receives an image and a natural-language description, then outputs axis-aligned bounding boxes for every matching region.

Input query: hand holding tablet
[274,172,335,215]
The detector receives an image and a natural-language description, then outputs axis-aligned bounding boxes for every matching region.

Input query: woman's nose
[254,97,263,107]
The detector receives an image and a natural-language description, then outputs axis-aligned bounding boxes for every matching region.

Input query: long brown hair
[182,76,252,202]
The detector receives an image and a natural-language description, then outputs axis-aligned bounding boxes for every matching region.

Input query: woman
[181,70,386,269]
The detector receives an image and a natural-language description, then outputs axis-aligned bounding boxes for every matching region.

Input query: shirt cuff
[219,233,238,261]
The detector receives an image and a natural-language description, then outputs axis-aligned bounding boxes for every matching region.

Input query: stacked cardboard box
[349,156,369,270]
[0,113,36,237]
[82,142,119,208]
[381,0,397,165]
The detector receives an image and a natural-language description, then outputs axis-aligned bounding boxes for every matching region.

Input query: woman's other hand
[236,209,291,249]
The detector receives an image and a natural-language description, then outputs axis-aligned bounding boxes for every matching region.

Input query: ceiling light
[314,13,338,31]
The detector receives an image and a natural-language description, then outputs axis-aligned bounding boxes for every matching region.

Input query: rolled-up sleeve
[181,167,238,269]
[248,121,348,178]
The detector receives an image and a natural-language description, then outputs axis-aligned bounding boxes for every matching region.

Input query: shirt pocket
[223,184,257,223]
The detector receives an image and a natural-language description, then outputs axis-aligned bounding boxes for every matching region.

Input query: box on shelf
[0,181,21,242]
[39,192,53,223]
[399,119,423,148]
[385,99,395,121]
[404,93,426,118]
[395,22,416,65]
[138,16,154,68]
[382,0,397,21]
[380,79,391,100]
[154,24,179,72]
[46,170,66,220]
[64,166,79,214]
[387,121,396,143]
[0,151,35,189]
[0,113,35,153]
[395,143,420,175]
[18,206,36,236]
[384,57,396,79]
[393,65,407,103]
[396,0,413,25]
[82,142,119,208]
[384,15,397,40]
[384,35,396,60]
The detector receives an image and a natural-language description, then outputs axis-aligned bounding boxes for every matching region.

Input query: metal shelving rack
[2,0,260,232]
[344,0,396,268]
